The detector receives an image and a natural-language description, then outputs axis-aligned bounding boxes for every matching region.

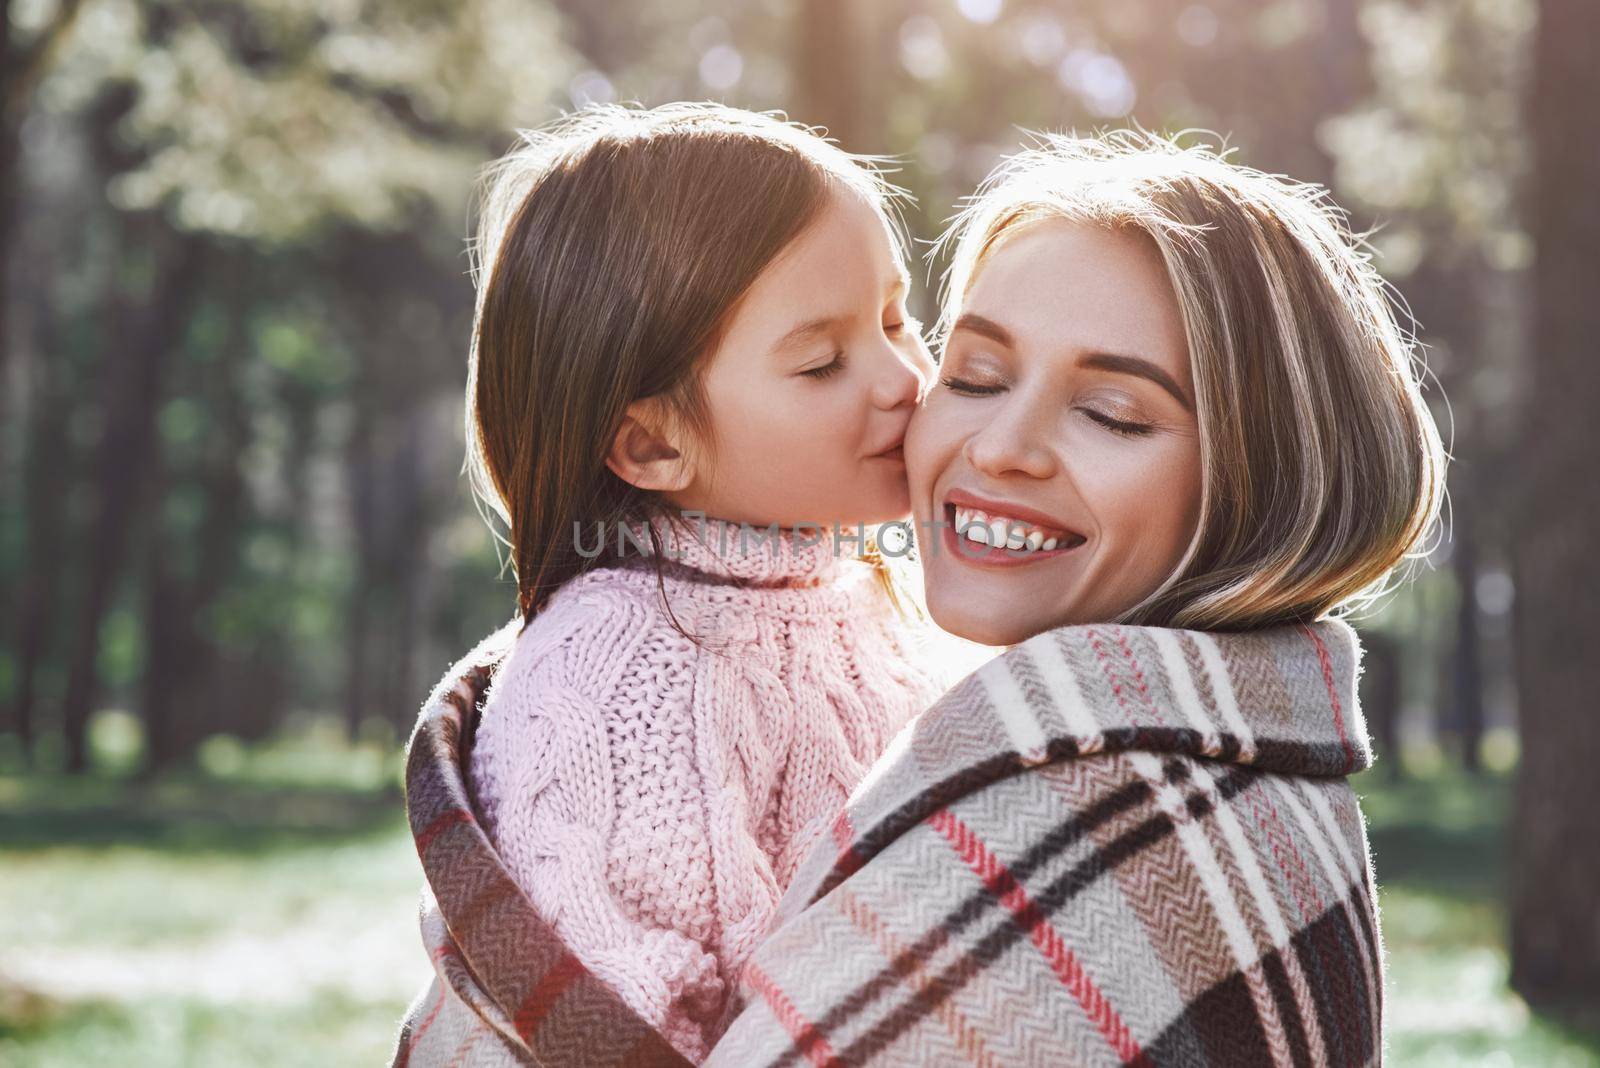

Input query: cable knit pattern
[467,515,951,1062]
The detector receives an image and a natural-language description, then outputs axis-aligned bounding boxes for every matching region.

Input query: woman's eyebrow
[1080,352,1192,409]
[955,312,1190,407]
[951,312,1014,347]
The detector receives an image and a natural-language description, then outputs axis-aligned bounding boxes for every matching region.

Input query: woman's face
[669,190,934,529]
[905,221,1203,646]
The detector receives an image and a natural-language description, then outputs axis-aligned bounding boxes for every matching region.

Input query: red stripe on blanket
[512,952,585,1042]
[415,807,472,856]
[1298,625,1355,772]
[399,941,467,1063]
[929,807,1151,1068]
[831,808,864,879]
[747,961,841,1067]
[401,978,449,1064]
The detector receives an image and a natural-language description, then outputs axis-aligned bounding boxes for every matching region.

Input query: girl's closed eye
[801,351,847,380]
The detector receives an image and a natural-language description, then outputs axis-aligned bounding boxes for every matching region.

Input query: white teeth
[951,505,1071,553]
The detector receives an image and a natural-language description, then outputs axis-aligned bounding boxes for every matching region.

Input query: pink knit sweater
[467,515,950,1061]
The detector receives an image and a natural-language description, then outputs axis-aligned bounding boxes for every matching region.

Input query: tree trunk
[792,0,872,152]
[0,113,19,455]
[137,453,185,772]
[58,226,205,772]
[0,0,88,457]
[1509,0,1600,1019]
[8,267,71,764]
[343,401,376,740]
[1448,526,1485,773]
[1,0,25,450]
[385,426,422,732]
[1359,630,1403,782]
[138,263,253,772]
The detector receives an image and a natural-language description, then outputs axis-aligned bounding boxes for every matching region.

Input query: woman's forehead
[958,222,1187,372]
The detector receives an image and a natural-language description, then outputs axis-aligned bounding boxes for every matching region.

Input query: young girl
[459,103,955,1061]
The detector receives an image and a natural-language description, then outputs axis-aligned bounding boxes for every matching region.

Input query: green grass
[0,724,426,1068]
[1356,769,1600,1066]
[1,726,1597,1066]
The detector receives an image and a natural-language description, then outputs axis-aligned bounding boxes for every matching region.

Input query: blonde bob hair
[934,129,1446,631]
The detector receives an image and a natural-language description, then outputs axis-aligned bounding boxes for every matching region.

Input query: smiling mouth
[942,501,1087,558]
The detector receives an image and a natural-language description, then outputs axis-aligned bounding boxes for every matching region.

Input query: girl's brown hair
[465,103,910,626]
[935,129,1447,630]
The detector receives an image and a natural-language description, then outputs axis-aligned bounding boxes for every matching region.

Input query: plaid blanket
[705,620,1383,1067]
[392,619,1382,1067]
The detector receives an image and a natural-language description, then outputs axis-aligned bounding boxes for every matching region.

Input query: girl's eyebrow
[772,277,911,356]
[770,315,844,356]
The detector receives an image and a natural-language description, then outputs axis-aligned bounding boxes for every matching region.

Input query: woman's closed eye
[942,375,1158,437]
[1079,406,1155,437]
[939,375,1002,396]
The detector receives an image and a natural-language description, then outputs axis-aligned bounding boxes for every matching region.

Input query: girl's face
[669,190,934,529]
[905,221,1203,646]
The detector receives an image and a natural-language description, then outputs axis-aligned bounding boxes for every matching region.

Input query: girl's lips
[871,445,905,462]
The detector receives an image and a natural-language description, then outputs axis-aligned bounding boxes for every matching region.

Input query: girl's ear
[605,396,695,492]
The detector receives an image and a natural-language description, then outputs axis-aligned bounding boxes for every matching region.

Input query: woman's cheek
[1078,434,1167,522]
[904,398,947,482]
[1113,437,1202,563]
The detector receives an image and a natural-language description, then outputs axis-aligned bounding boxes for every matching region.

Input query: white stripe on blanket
[1150,628,1223,755]
[980,656,1049,765]
[1025,633,1103,749]
[1193,632,1258,759]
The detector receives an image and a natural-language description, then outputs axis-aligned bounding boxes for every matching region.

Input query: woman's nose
[870,332,934,410]
[963,399,1058,479]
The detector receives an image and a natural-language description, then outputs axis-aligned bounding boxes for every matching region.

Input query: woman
[702,132,1442,1066]
[394,130,1442,1067]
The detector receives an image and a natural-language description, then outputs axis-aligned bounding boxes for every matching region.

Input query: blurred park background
[1,0,1597,1064]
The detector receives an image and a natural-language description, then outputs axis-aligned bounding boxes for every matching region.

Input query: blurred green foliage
[4,0,1594,1058]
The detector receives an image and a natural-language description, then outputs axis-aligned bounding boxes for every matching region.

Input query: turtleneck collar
[613,513,869,587]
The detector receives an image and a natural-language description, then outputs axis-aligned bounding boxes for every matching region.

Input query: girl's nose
[963,399,1058,479]
[871,332,934,410]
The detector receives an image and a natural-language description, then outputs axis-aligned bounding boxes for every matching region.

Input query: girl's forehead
[766,190,911,293]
